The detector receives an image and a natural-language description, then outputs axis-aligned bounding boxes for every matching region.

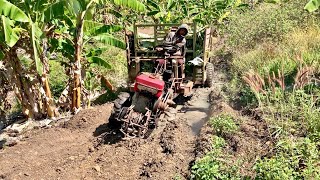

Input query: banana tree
[145,0,246,26]
[61,0,145,112]
[189,0,245,26]
[146,0,183,23]
[305,0,320,12]
[0,0,66,119]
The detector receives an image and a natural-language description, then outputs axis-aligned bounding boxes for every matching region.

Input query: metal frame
[132,22,197,60]
[126,22,216,86]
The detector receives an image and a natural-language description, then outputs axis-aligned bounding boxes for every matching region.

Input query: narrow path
[180,88,212,135]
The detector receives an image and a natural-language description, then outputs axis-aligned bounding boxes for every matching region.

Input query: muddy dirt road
[0,88,212,180]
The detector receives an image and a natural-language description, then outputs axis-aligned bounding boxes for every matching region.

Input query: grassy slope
[192,1,320,179]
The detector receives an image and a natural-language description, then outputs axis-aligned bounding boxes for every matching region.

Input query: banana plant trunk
[4,46,43,119]
[0,64,10,120]
[40,38,57,118]
[71,13,85,112]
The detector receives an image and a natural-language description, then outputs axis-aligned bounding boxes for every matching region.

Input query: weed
[209,114,238,137]
[191,136,242,180]
[225,1,317,49]
[49,60,68,99]
[254,138,320,179]
[173,174,182,180]
[258,89,320,138]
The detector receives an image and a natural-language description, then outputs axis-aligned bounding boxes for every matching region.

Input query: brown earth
[0,93,204,180]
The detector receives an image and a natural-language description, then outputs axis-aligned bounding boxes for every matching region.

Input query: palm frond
[87,56,111,69]
[0,0,29,22]
[92,34,126,49]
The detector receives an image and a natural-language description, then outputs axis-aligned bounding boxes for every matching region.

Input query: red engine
[134,74,165,98]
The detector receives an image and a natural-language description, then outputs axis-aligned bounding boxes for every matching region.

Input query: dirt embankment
[195,59,274,178]
[0,87,213,180]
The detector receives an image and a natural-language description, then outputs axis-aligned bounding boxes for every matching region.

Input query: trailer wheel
[205,62,214,87]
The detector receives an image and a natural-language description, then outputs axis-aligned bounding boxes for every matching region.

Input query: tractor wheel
[205,62,214,87]
[109,92,131,125]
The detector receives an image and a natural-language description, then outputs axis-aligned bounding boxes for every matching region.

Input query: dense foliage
[0,0,244,118]
[1,0,319,178]
[192,0,320,179]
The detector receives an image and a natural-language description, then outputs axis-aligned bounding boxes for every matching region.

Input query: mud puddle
[177,88,212,135]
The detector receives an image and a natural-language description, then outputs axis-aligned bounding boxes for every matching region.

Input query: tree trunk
[40,38,58,118]
[0,62,11,121]
[4,46,43,119]
[71,13,85,112]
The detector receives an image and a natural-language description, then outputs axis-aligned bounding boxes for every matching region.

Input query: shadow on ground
[93,120,123,145]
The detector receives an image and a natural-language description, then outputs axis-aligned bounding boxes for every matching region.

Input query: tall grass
[235,16,320,180]
[192,1,320,179]
[232,25,320,78]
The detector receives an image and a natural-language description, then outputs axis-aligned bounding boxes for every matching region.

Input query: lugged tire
[109,92,131,124]
[205,62,214,87]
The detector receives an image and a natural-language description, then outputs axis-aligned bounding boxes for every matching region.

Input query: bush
[209,114,238,136]
[255,89,320,138]
[94,45,127,87]
[191,136,242,180]
[225,1,315,49]
[231,25,320,77]
[227,1,320,79]
[49,60,68,99]
[254,138,320,179]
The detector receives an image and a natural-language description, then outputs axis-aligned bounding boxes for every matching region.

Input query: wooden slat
[193,23,197,58]
[134,25,138,57]
[135,23,194,27]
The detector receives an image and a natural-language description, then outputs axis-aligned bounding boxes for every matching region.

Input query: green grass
[209,114,238,137]
[258,89,320,138]
[254,138,320,179]
[49,60,69,99]
[191,135,243,180]
[231,25,320,78]
[192,0,320,179]
[225,0,315,49]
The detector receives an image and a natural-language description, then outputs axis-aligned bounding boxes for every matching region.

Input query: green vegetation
[192,135,242,180]
[191,0,320,179]
[226,1,312,49]
[255,138,320,179]
[49,60,69,99]
[192,115,242,180]
[209,114,238,137]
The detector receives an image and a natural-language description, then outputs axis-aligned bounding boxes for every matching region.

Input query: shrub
[209,114,238,136]
[225,1,315,49]
[254,138,320,179]
[191,136,242,180]
[49,60,68,99]
[231,25,320,76]
[254,88,320,138]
